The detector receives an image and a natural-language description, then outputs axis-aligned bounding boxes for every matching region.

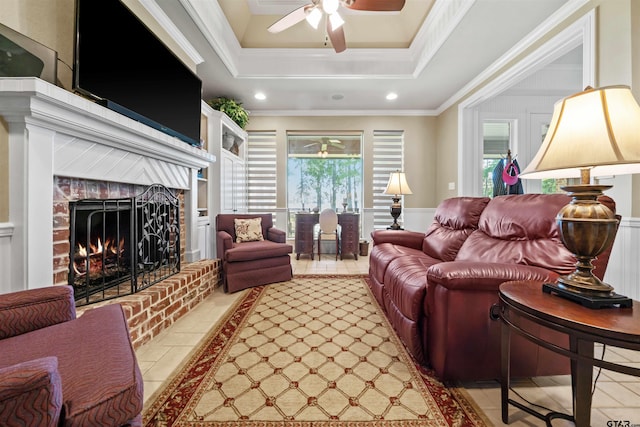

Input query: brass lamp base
[387,197,403,230]
[553,184,628,308]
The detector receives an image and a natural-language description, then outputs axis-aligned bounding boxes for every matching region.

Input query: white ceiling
[152,0,577,116]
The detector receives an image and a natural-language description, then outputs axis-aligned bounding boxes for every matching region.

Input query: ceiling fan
[304,138,345,157]
[267,0,406,53]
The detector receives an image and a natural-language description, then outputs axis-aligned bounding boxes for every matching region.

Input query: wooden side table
[499,280,640,427]
[294,212,360,260]
[338,213,359,260]
[295,213,318,259]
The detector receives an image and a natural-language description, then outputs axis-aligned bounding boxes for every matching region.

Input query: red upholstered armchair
[216,213,293,293]
[0,285,143,426]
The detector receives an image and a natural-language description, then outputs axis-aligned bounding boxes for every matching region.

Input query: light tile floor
[136,252,640,425]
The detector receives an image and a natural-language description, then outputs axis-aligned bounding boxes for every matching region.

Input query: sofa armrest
[370,230,424,250]
[0,357,63,427]
[267,227,287,244]
[427,261,558,292]
[216,230,234,259]
[0,286,76,340]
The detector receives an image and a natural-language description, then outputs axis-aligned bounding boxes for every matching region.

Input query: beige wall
[432,0,640,211]
[246,116,437,209]
[0,0,75,89]
[433,107,459,203]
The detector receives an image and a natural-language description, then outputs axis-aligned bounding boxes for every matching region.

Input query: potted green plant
[207,97,249,129]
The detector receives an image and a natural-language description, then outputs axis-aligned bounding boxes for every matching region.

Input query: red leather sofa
[369,193,617,382]
[216,213,293,293]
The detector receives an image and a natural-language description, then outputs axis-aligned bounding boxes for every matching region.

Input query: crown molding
[139,0,204,64]
[176,0,472,79]
[437,0,590,115]
[248,109,437,117]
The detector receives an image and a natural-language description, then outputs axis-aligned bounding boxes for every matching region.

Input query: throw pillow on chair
[234,218,264,242]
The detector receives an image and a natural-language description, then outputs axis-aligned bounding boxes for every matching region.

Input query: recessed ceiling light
[331,94,344,101]
[386,92,398,101]
[254,92,266,100]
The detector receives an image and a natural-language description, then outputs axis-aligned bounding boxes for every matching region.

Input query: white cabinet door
[234,157,246,213]
[220,151,246,213]
[197,219,210,259]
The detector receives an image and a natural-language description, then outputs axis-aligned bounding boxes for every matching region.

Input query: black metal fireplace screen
[68,184,180,305]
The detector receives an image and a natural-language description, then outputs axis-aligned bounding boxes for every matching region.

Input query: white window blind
[246,131,278,220]
[372,130,404,230]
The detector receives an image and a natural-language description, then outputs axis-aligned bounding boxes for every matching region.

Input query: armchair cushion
[226,240,293,262]
[0,357,62,427]
[234,217,264,243]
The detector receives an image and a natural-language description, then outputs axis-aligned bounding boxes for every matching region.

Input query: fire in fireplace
[69,184,180,305]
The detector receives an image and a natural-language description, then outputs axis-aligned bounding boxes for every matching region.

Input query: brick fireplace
[1,78,219,346]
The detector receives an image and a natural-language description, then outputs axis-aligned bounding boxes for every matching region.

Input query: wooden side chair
[317,208,339,261]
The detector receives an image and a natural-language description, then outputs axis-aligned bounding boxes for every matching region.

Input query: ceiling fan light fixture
[322,0,340,15]
[329,12,344,31]
[305,7,322,29]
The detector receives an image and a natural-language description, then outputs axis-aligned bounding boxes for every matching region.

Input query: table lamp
[520,85,640,308]
[383,171,412,230]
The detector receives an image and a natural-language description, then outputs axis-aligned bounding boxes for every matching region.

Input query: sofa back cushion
[216,214,274,243]
[455,194,577,274]
[422,197,490,261]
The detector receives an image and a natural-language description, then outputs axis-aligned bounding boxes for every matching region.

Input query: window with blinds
[372,130,404,230]
[246,131,278,220]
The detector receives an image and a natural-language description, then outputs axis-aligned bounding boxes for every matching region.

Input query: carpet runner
[143,275,489,426]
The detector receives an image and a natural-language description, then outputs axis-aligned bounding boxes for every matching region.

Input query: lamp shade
[520,85,640,180]
[384,171,413,196]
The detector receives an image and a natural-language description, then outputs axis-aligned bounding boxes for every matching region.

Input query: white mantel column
[8,120,55,291]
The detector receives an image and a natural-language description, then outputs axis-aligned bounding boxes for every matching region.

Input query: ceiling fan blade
[268,4,310,33]
[326,19,346,53]
[343,0,405,12]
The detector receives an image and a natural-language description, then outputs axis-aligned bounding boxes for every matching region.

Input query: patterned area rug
[143,275,489,426]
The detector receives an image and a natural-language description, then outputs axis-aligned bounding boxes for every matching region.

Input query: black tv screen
[73,0,202,146]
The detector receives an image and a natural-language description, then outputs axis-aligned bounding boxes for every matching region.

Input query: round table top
[500,280,640,345]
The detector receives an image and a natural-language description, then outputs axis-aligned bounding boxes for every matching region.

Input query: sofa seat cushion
[0,304,143,427]
[369,243,427,285]
[383,255,437,322]
[225,240,293,262]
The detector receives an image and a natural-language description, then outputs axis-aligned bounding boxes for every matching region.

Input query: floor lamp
[520,85,640,308]
[383,171,412,230]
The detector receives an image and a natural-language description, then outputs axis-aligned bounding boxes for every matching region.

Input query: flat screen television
[73,0,202,146]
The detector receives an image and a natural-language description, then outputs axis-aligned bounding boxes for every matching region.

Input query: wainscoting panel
[604,218,640,301]
[0,223,14,294]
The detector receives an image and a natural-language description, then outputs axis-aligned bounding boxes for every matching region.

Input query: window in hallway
[482,120,513,197]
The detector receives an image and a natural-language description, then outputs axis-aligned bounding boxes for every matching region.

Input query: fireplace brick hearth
[77,259,221,349]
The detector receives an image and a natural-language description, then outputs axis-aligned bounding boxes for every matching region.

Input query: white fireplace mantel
[0,77,216,293]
